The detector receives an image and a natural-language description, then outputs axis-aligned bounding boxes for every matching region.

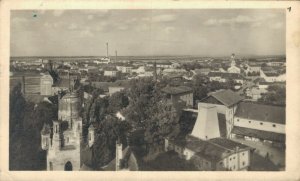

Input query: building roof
[161,85,193,95]
[172,135,250,162]
[204,89,244,107]
[102,146,139,171]
[208,72,244,80]
[235,102,285,124]
[232,126,285,142]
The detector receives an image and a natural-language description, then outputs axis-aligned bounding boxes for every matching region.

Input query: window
[249,121,251,123]
[237,119,239,122]
[55,125,58,133]
[230,158,232,161]
[260,122,263,125]
[89,133,91,141]
[233,166,235,169]
[242,161,245,166]
[219,162,223,165]
[273,124,276,127]
[233,156,235,160]
[242,152,245,156]
[66,137,69,143]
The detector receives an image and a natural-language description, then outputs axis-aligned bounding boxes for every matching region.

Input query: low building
[161,85,193,107]
[231,102,285,146]
[165,103,251,171]
[104,67,119,77]
[208,72,244,84]
[260,68,286,82]
[245,87,267,101]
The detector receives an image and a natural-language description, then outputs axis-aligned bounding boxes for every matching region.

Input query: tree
[258,85,286,106]
[107,91,129,114]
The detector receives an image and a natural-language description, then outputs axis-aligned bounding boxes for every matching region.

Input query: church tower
[41,90,83,171]
[230,53,236,67]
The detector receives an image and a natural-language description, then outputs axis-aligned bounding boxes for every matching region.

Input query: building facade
[40,74,53,96]
[41,91,83,171]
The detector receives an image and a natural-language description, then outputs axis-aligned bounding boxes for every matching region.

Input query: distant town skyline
[11,9,285,57]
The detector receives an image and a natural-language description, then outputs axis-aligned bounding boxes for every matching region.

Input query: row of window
[236,119,277,127]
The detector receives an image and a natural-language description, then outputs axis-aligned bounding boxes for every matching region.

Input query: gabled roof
[235,102,285,124]
[172,135,250,162]
[203,89,244,107]
[102,146,139,171]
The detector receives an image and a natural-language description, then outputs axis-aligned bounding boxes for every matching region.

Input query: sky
[11,9,286,57]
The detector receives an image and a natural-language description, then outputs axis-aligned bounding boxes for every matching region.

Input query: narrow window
[89,133,91,141]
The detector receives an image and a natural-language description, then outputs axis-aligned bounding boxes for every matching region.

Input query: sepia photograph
[8,8,288,172]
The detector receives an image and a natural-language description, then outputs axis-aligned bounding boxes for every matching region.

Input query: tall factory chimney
[106,42,109,57]
[115,50,118,63]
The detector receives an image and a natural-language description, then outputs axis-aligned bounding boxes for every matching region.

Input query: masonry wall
[234,117,285,134]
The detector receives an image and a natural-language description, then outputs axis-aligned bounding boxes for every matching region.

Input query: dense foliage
[9,84,57,170]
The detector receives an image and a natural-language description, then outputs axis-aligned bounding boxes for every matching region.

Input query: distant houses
[208,72,245,84]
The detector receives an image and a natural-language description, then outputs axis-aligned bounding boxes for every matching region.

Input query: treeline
[9,83,58,170]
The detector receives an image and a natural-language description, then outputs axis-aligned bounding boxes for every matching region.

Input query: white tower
[191,104,221,140]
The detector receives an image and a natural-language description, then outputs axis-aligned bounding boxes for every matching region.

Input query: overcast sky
[11,9,285,57]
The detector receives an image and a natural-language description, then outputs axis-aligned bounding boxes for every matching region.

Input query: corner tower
[41,90,83,171]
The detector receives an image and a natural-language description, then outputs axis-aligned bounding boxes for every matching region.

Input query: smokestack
[22,76,25,95]
[115,50,117,63]
[106,42,109,57]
